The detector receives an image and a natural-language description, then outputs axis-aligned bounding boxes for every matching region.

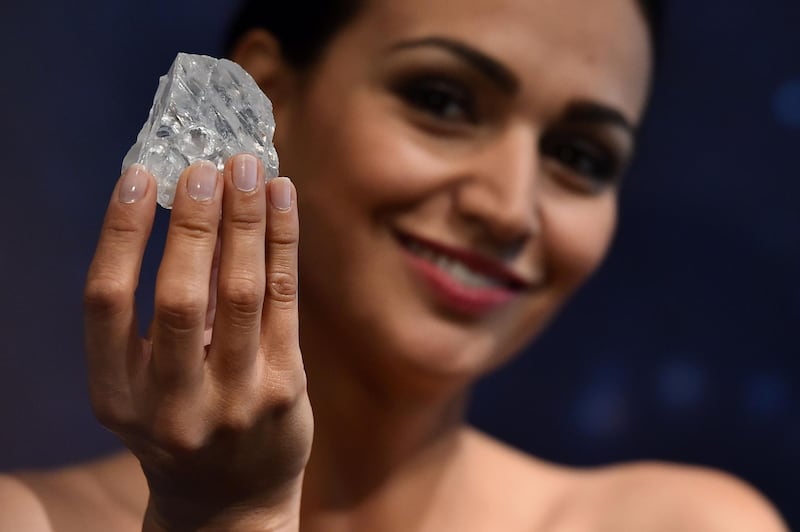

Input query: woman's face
[268,0,651,390]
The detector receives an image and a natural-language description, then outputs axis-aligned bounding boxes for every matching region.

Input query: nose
[454,125,540,251]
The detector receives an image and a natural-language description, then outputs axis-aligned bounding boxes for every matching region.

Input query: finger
[151,161,222,386]
[261,177,300,369]
[84,165,156,410]
[203,236,221,344]
[208,154,267,381]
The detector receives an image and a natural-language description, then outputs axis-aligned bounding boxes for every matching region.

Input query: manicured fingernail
[188,161,218,202]
[232,154,258,192]
[119,164,149,204]
[270,177,293,211]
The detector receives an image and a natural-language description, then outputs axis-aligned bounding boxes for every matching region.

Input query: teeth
[405,239,504,289]
[449,261,499,288]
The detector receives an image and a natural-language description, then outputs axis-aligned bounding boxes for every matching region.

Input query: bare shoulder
[460,430,787,532]
[459,428,582,529]
[0,474,52,531]
[576,461,789,532]
[0,451,147,532]
[462,427,578,485]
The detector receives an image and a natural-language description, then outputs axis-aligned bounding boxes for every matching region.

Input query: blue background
[0,0,797,526]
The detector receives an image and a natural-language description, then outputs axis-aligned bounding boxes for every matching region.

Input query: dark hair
[225,0,365,67]
[226,0,661,68]
[637,0,663,62]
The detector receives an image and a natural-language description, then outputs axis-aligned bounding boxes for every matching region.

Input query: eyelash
[395,76,477,124]
[394,76,623,191]
[540,133,622,191]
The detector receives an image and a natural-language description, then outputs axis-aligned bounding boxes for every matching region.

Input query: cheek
[541,194,617,291]
[326,114,455,209]
[289,85,463,213]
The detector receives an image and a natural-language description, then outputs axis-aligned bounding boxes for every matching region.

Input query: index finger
[84,165,156,394]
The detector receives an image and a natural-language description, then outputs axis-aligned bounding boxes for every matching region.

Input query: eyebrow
[562,101,637,135]
[389,37,636,136]
[389,36,519,94]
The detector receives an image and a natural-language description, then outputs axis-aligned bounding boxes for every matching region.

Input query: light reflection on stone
[122,53,279,208]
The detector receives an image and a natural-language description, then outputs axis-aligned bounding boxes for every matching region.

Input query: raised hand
[83,155,312,531]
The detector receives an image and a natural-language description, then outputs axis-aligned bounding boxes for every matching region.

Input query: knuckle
[90,397,133,430]
[172,215,217,243]
[227,210,264,231]
[269,224,299,247]
[106,216,141,240]
[83,276,130,316]
[150,418,206,455]
[219,275,263,317]
[156,432,202,456]
[217,406,256,434]
[266,368,307,412]
[267,270,298,304]
[154,288,206,331]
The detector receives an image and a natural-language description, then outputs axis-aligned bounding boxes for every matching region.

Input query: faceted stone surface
[122,53,279,208]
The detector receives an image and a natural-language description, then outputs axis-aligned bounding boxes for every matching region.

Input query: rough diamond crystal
[122,52,279,208]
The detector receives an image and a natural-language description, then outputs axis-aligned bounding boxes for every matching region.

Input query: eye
[540,132,622,192]
[395,76,477,124]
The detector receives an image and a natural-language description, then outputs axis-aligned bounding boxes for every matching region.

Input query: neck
[298,318,471,531]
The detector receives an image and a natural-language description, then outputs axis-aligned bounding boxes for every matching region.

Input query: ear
[229,28,295,109]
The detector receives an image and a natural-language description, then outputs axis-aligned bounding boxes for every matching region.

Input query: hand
[83,155,312,531]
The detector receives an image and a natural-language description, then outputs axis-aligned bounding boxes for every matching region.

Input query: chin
[338,286,550,398]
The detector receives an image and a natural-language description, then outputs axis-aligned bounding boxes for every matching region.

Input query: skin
[0,0,789,530]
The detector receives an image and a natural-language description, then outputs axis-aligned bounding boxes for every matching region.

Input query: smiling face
[259,0,652,393]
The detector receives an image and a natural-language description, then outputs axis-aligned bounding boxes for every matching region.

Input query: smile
[395,231,532,316]
[404,238,510,288]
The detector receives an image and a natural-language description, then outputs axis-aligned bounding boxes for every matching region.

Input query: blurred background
[0,0,797,526]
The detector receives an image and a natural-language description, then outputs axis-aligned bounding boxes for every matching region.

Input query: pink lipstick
[395,231,532,317]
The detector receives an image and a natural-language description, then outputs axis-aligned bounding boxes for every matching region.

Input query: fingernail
[270,177,293,211]
[119,165,149,204]
[232,154,258,192]
[188,161,218,202]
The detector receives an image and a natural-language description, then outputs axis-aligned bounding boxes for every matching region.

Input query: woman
[0,0,788,530]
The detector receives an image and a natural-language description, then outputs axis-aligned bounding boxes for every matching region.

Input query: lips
[396,231,532,288]
[395,230,533,316]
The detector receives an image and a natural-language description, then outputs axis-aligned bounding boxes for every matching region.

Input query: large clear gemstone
[122,53,279,208]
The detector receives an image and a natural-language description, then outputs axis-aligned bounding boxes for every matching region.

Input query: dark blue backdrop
[1,0,797,526]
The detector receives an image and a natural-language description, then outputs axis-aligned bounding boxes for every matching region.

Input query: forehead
[340,0,653,123]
